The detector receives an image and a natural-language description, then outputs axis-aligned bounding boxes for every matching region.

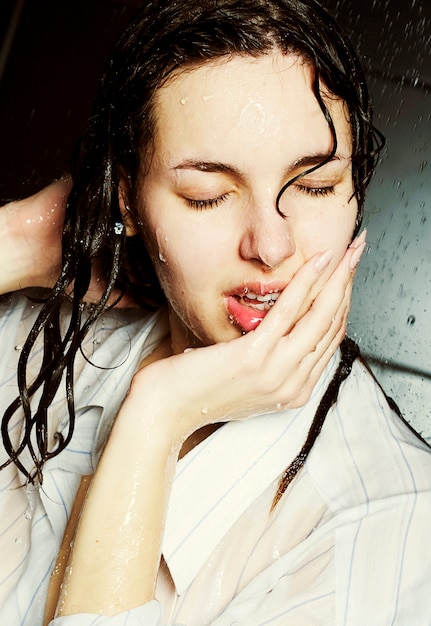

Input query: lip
[225,281,287,333]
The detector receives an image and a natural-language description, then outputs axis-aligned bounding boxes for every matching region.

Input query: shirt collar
[162,351,340,594]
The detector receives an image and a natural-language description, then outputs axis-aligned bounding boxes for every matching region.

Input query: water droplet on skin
[15,344,23,351]
[14,537,22,544]
[201,407,208,415]
[25,215,45,225]
[158,251,167,263]
[180,97,188,105]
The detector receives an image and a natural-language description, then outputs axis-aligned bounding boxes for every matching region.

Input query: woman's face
[135,52,357,352]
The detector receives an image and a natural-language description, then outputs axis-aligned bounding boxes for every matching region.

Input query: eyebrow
[171,153,344,177]
[291,153,342,169]
[171,160,242,175]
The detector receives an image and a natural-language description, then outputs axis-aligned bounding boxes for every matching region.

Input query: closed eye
[296,184,335,197]
[185,193,230,210]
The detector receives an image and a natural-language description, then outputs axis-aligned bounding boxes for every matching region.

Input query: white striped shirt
[1,293,431,625]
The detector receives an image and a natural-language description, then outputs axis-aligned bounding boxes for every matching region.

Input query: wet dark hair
[1,0,384,484]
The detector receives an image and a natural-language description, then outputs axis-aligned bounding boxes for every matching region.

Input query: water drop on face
[158,251,167,263]
[15,344,23,351]
[180,97,188,105]
[201,407,208,415]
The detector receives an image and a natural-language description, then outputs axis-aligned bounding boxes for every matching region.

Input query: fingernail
[349,228,367,249]
[349,241,366,271]
[314,250,334,273]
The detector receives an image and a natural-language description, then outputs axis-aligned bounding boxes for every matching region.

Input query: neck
[168,306,204,355]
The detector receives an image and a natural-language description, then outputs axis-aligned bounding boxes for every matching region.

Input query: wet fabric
[1,293,431,625]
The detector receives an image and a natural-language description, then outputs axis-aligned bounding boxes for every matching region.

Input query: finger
[253,227,366,346]
[299,283,351,384]
[250,249,335,349]
[276,285,351,409]
[277,266,351,369]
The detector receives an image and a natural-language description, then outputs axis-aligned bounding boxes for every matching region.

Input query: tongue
[226,295,266,332]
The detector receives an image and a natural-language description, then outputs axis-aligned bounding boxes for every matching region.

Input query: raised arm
[0,178,137,307]
[51,239,365,622]
[0,177,70,295]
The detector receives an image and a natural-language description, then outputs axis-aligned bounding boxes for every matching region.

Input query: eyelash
[185,184,334,210]
[186,194,229,210]
[296,184,335,197]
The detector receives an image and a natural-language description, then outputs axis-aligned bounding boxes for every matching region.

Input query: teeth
[240,291,281,311]
[245,292,280,302]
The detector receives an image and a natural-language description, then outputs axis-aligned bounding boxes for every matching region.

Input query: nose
[239,204,296,269]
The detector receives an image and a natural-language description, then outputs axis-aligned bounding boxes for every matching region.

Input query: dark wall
[0,0,139,201]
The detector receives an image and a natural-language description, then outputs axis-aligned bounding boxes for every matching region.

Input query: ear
[118,172,139,237]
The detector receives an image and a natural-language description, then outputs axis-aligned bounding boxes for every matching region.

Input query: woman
[1,0,431,624]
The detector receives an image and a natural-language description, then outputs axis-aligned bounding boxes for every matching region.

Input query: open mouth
[226,289,282,332]
[238,291,281,311]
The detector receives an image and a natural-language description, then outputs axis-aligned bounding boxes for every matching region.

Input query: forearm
[56,391,180,617]
[0,177,70,295]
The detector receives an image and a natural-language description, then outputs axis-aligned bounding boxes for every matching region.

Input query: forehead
[152,52,352,168]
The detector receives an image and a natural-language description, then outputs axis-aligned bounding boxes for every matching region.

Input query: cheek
[301,197,357,248]
[149,224,208,303]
